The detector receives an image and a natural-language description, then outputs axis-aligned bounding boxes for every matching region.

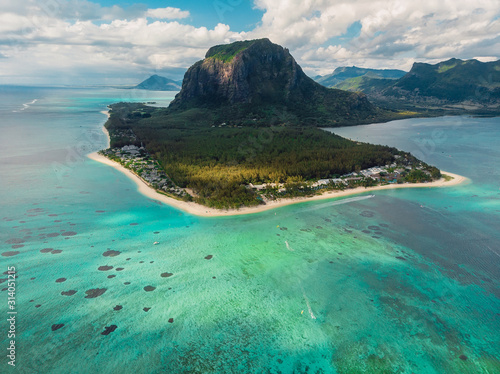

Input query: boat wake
[13,99,38,112]
[301,286,317,320]
[301,194,375,213]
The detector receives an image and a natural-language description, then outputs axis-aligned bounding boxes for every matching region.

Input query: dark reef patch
[55,278,66,283]
[144,286,156,292]
[61,290,77,296]
[51,324,64,331]
[40,248,53,253]
[103,250,121,257]
[101,325,117,335]
[360,211,375,217]
[6,238,25,244]
[113,305,122,311]
[2,251,20,257]
[161,272,173,278]
[98,266,113,271]
[205,255,213,260]
[61,231,77,236]
[85,288,107,298]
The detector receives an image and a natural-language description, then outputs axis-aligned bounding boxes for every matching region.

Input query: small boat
[153,241,159,245]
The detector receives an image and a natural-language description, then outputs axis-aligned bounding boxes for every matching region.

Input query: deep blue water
[0,86,499,373]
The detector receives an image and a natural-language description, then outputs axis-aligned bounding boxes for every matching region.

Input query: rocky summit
[169,38,380,126]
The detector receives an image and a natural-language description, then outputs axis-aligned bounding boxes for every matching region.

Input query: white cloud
[145,7,190,20]
[0,0,499,83]
[0,1,245,83]
[251,0,500,75]
[473,56,499,62]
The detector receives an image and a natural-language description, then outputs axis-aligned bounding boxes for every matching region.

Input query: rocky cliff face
[169,38,378,126]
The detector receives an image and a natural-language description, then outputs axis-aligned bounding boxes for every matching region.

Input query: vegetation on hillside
[104,103,434,209]
[168,38,415,127]
[315,66,406,88]
[334,76,395,94]
[205,40,256,62]
[328,59,500,115]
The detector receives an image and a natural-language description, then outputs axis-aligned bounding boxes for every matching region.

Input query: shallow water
[1,87,499,373]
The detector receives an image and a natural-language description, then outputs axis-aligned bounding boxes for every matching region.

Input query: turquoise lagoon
[0,86,499,373]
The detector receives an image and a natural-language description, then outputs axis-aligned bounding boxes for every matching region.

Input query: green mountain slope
[328,59,500,113]
[316,66,406,87]
[334,76,395,94]
[385,58,500,102]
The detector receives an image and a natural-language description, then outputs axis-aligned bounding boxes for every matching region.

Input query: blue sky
[95,0,264,31]
[0,0,499,85]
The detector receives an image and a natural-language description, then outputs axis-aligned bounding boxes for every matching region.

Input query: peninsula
[88,147,466,217]
[91,39,466,215]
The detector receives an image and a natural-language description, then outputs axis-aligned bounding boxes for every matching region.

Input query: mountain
[102,39,423,208]
[383,58,500,102]
[134,75,181,91]
[315,66,406,88]
[334,76,395,94]
[169,38,384,127]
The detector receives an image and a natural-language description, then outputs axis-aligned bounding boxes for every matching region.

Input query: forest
[104,103,419,208]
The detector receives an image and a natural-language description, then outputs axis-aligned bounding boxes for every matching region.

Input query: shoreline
[100,110,111,148]
[87,150,469,217]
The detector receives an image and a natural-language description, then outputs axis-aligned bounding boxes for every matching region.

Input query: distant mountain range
[134,75,182,91]
[318,59,500,111]
[383,58,500,103]
[315,66,407,87]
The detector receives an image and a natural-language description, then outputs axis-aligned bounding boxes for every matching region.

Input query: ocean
[0,86,499,373]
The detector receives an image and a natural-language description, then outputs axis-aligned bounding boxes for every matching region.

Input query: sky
[1,0,499,85]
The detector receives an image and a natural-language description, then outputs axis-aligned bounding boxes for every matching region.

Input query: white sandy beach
[87,135,468,217]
